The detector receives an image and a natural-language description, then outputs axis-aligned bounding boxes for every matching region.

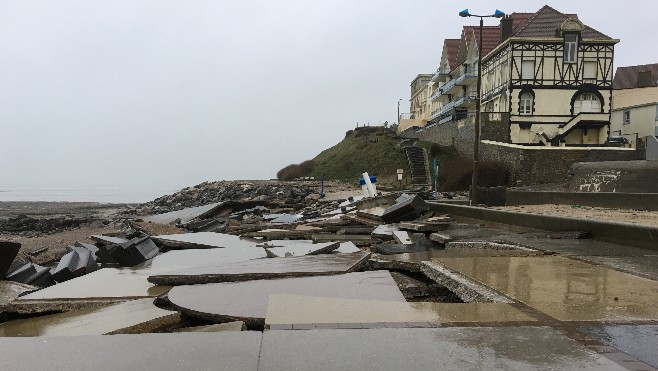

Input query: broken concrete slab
[445,241,536,251]
[153,232,259,250]
[311,234,381,246]
[369,243,430,255]
[398,221,453,232]
[147,247,267,269]
[148,252,371,285]
[261,241,339,258]
[421,261,513,303]
[91,235,128,246]
[0,281,37,309]
[334,242,361,254]
[70,241,100,260]
[110,236,160,267]
[0,332,262,371]
[270,214,303,224]
[242,229,312,240]
[392,231,413,245]
[264,295,535,328]
[433,256,658,321]
[176,321,246,333]
[6,263,55,288]
[259,328,625,370]
[166,270,405,326]
[368,250,541,272]
[0,241,21,277]
[0,298,180,337]
[381,194,428,223]
[371,224,398,240]
[51,249,97,283]
[9,268,170,314]
[142,202,224,225]
[429,232,453,244]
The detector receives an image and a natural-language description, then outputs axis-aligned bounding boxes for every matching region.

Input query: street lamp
[459,9,505,206]
[397,98,402,125]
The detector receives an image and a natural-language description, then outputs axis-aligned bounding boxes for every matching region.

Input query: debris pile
[0,185,557,341]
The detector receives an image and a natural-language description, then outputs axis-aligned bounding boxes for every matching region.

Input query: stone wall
[481,113,510,143]
[481,141,645,185]
[400,113,510,155]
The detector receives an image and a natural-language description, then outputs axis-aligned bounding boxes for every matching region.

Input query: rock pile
[130,180,322,215]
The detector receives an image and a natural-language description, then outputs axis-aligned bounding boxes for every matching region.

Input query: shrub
[345,130,354,137]
[439,158,510,191]
[277,160,315,181]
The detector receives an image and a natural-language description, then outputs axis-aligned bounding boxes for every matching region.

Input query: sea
[0,187,176,204]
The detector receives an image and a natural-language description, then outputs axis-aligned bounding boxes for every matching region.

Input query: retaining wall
[506,191,658,211]
[429,203,658,251]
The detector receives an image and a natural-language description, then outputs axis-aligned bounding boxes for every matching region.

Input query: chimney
[500,15,513,41]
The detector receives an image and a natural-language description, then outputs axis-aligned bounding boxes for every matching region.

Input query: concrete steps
[404,147,430,189]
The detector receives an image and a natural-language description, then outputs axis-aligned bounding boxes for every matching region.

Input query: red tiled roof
[472,26,501,56]
[613,64,658,89]
[512,5,611,40]
[510,12,533,32]
[444,39,460,70]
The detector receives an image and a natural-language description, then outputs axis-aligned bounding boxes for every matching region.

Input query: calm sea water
[0,187,175,203]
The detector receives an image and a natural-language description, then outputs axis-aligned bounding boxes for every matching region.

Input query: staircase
[404,146,431,190]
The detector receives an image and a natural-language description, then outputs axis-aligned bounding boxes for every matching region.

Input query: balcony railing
[438,72,478,97]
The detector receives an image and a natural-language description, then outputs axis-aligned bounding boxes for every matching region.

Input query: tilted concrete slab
[260,241,339,258]
[142,202,224,225]
[368,249,541,272]
[148,252,371,285]
[175,321,246,333]
[153,232,260,250]
[0,281,36,309]
[259,328,624,371]
[0,241,21,277]
[334,242,361,254]
[167,270,405,325]
[434,256,658,321]
[0,332,262,371]
[0,299,180,336]
[575,255,658,281]
[146,247,267,269]
[10,268,170,313]
[265,295,535,328]
[493,233,651,257]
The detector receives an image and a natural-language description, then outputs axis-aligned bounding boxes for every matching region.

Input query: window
[521,60,535,80]
[564,34,578,63]
[623,110,631,124]
[520,92,533,115]
[583,61,596,81]
[573,92,601,114]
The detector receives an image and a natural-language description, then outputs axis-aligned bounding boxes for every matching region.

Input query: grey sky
[1,0,656,198]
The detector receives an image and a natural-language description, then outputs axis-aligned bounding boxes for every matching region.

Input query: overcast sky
[0,0,656,199]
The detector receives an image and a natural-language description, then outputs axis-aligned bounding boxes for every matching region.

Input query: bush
[429,143,443,157]
[354,126,381,137]
[277,160,315,181]
[439,158,510,191]
[345,130,354,137]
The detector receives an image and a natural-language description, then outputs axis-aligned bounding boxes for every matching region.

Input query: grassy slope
[306,127,409,185]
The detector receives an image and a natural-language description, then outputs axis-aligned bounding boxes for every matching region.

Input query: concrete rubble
[2,183,658,370]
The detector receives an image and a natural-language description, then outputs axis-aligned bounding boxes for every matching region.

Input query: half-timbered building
[480,5,618,146]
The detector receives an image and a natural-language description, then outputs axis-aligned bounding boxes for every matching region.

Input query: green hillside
[278,126,410,185]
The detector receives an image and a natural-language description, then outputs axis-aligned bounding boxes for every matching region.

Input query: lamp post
[397,98,402,125]
[459,9,505,206]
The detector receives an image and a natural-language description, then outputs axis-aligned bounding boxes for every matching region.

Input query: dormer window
[564,34,578,64]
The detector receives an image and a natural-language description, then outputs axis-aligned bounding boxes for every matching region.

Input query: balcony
[430,69,450,83]
[438,72,478,97]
